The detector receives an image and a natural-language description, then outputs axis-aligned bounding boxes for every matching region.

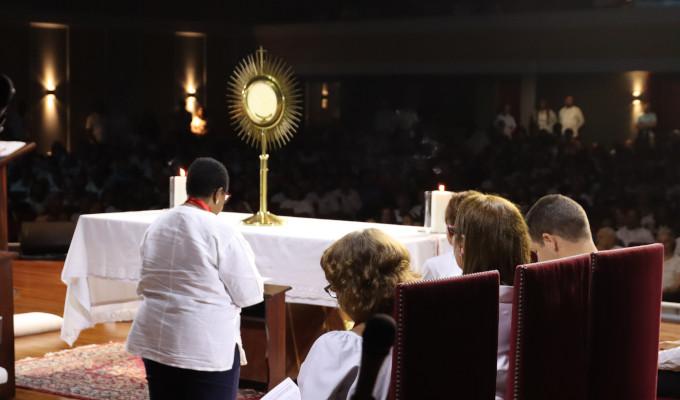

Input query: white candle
[430,185,454,234]
[169,168,187,208]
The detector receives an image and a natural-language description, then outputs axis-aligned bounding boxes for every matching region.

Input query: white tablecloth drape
[61,210,449,345]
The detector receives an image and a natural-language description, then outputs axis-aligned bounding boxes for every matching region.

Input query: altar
[60,210,449,345]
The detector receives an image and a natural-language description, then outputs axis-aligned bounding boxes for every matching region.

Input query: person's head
[444,190,481,245]
[538,99,549,110]
[320,228,419,323]
[453,194,530,286]
[657,227,676,256]
[624,208,641,230]
[502,104,511,114]
[642,101,651,113]
[186,157,230,215]
[596,227,617,251]
[525,194,595,261]
[564,95,574,107]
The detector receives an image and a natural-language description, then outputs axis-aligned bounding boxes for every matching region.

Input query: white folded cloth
[0,366,7,384]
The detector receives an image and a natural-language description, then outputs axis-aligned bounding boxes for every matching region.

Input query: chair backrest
[507,244,664,400]
[507,254,592,400]
[390,271,500,400]
[588,244,663,400]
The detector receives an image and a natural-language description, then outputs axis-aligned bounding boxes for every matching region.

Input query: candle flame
[179,168,186,177]
[438,184,445,191]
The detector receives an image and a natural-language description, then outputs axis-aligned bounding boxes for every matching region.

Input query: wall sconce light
[187,92,196,98]
[632,90,641,97]
[45,88,56,96]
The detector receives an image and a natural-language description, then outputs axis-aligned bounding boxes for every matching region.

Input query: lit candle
[430,184,454,234]
[169,168,187,208]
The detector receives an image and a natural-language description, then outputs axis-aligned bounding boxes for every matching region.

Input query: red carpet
[15,341,264,400]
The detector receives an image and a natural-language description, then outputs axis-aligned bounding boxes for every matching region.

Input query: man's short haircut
[525,194,592,243]
[186,157,229,198]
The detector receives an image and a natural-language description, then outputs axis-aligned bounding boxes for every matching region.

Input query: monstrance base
[240,211,287,226]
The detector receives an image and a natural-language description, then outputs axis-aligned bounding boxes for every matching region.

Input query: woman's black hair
[186,157,229,198]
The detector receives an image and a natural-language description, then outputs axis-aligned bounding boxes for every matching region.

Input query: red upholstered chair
[507,244,664,400]
[390,271,500,400]
[589,244,663,400]
[506,254,592,400]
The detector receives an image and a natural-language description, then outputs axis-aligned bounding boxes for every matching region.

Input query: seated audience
[525,194,597,262]
[452,193,531,400]
[658,227,680,301]
[595,227,622,251]
[616,208,654,247]
[298,228,420,400]
[420,190,479,280]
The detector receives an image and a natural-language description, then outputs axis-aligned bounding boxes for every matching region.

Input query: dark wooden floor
[11,259,680,399]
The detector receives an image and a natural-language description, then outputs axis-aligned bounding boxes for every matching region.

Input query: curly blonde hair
[321,228,420,323]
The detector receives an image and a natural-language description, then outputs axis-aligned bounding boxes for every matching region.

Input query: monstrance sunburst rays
[227,47,302,226]
[227,47,302,150]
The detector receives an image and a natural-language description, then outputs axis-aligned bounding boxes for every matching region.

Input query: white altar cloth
[61,210,449,345]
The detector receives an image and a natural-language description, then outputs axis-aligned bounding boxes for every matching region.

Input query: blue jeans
[143,345,240,400]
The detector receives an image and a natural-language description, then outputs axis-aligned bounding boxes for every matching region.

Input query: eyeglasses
[447,224,455,236]
[217,188,231,204]
[324,284,337,299]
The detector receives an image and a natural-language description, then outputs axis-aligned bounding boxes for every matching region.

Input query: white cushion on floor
[0,366,7,384]
[14,312,64,337]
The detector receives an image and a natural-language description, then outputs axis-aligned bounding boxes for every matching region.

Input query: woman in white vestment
[126,157,264,400]
[421,190,479,280]
[452,193,531,400]
[298,228,420,400]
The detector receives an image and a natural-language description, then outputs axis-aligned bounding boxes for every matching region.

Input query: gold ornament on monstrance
[228,47,302,226]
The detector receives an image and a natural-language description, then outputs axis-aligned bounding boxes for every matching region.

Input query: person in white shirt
[298,228,420,400]
[558,95,585,138]
[532,99,557,134]
[126,157,264,400]
[616,208,654,247]
[452,193,531,400]
[420,190,480,280]
[658,228,680,297]
[495,104,517,139]
[525,195,597,262]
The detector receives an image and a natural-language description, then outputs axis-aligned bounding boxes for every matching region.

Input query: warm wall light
[45,88,56,95]
[321,98,328,109]
[633,90,641,97]
[633,99,641,105]
[321,83,329,97]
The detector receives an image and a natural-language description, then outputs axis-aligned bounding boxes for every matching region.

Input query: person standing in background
[559,95,585,138]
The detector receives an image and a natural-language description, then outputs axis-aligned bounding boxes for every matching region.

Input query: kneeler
[390,271,500,400]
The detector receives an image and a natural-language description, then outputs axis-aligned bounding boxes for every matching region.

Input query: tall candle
[169,168,187,208]
[430,185,454,234]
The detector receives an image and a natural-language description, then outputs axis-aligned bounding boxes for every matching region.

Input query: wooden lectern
[0,142,36,251]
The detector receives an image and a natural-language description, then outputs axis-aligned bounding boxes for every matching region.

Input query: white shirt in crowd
[420,251,463,281]
[126,205,264,371]
[495,114,517,138]
[558,106,585,136]
[298,330,392,400]
[85,112,106,143]
[615,226,654,247]
[533,109,557,133]
[331,189,363,218]
[663,255,680,292]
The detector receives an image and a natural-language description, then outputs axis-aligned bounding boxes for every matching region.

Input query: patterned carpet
[15,341,264,400]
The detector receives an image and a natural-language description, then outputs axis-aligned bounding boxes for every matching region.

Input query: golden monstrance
[228,47,302,226]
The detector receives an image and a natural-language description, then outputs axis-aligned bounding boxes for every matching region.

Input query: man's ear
[458,234,465,256]
[542,233,559,253]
